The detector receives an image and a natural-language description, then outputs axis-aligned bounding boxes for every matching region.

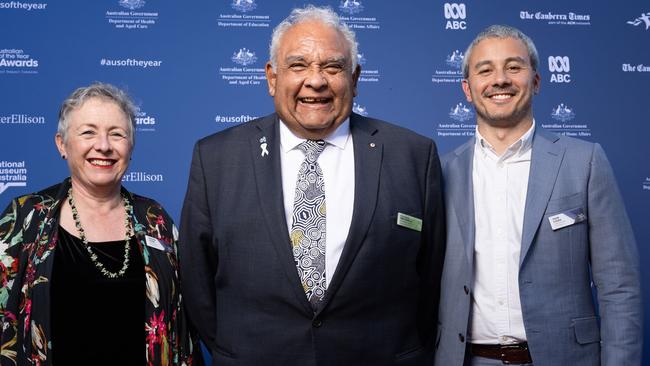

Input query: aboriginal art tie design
[290,139,327,307]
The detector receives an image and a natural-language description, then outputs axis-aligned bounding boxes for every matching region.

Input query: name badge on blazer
[145,235,170,252]
[396,213,422,232]
[548,207,587,231]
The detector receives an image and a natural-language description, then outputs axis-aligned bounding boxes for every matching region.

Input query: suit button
[464,286,470,295]
[458,333,465,343]
[312,319,322,328]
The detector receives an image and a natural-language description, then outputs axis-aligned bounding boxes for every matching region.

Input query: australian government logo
[541,103,591,138]
[215,114,257,123]
[432,50,463,84]
[338,1,379,31]
[0,2,47,11]
[357,51,379,83]
[622,63,650,73]
[135,110,156,132]
[352,102,368,116]
[548,56,571,83]
[219,0,270,28]
[0,161,27,195]
[0,49,39,74]
[121,171,163,183]
[106,0,158,30]
[437,102,475,137]
[627,12,650,30]
[220,48,265,87]
[520,10,590,26]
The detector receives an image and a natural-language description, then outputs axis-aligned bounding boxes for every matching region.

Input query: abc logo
[444,3,466,30]
[548,56,571,83]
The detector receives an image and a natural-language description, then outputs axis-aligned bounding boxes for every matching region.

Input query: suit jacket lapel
[448,140,476,269]
[520,129,565,266]
[250,115,313,313]
[317,114,382,313]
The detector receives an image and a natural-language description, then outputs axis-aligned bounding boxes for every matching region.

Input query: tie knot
[298,140,326,162]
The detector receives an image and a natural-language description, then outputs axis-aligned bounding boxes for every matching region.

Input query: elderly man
[435,25,642,366]
[180,5,445,365]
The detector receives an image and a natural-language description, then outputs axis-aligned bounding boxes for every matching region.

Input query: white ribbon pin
[259,137,269,157]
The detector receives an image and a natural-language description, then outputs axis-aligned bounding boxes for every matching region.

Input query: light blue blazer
[435,128,642,366]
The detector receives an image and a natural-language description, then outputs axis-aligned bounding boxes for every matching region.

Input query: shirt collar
[474,120,535,160]
[279,118,351,153]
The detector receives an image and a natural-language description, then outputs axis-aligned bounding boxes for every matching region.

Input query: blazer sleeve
[587,143,643,365]
[179,141,219,352]
[417,139,446,349]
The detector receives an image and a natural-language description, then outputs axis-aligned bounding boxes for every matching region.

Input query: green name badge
[396,213,422,232]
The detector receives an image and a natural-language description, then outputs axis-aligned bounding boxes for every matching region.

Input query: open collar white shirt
[470,121,535,344]
[279,119,355,288]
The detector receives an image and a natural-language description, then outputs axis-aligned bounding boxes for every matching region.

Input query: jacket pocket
[572,316,600,344]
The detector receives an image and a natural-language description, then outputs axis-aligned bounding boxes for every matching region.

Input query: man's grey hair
[269,5,358,73]
[462,24,539,79]
[57,82,138,145]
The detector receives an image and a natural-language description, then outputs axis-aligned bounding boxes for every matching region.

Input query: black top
[51,226,145,364]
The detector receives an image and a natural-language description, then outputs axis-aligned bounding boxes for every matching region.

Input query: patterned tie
[290,139,327,307]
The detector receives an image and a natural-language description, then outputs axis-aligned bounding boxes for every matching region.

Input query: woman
[0,83,197,365]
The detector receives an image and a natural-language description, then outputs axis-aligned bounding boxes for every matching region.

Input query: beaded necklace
[66,188,133,279]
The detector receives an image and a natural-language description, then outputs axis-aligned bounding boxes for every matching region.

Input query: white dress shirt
[279,120,355,288]
[470,121,535,344]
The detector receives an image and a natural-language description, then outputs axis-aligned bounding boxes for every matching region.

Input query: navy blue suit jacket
[180,113,445,366]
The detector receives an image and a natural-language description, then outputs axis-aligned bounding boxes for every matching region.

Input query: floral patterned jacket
[0,179,198,365]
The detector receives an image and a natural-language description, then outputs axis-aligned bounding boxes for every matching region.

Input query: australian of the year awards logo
[542,103,591,138]
[627,12,650,30]
[548,55,571,83]
[135,110,156,132]
[437,102,475,137]
[642,178,650,191]
[0,49,39,74]
[356,51,379,83]
[0,160,27,195]
[443,3,466,30]
[219,47,265,87]
[337,0,379,31]
[106,0,158,30]
[520,9,590,26]
[432,49,463,84]
[352,102,368,116]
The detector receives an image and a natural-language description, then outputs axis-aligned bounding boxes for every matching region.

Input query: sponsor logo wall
[1,0,650,361]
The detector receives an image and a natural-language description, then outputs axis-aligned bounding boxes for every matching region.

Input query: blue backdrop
[1,0,649,362]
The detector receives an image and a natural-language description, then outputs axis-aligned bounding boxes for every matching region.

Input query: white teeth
[491,94,512,100]
[300,98,328,103]
[89,159,114,166]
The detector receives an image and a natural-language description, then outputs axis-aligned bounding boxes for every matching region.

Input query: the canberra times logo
[0,161,27,195]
